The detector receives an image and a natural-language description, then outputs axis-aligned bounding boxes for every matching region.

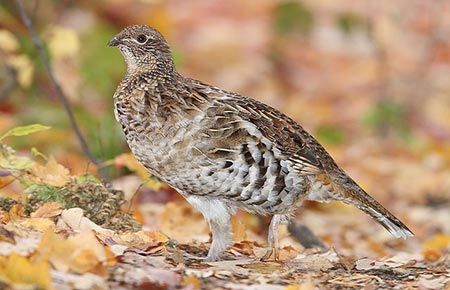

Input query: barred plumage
[109,25,413,261]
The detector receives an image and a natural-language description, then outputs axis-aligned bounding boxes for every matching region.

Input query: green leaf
[274,1,314,36]
[336,12,369,36]
[0,156,35,170]
[316,126,346,145]
[0,124,50,141]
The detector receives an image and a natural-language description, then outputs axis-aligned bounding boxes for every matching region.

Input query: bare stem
[14,0,110,182]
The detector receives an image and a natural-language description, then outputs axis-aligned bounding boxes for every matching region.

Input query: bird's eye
[136,34,147,44]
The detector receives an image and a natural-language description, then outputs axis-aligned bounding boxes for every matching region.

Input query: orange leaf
[8,204,25,221]
[182,275,201,290]
[422,248,441,262]
[423,234,450,250]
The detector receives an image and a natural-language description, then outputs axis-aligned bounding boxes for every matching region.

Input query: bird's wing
[188,80,327,176]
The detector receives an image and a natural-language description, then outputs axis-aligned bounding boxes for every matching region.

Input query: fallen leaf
[37,229,106,273]
[0,211,9,224]
[27,157,71,187]
[8,204,25,221]
[20,218,55,232]
[57,208,113,235]
[159,201,209,244]
[6,54,34,88]
[422,248,441,262]
[31,202,63,218]
[231,216,247,242]
[0,252,51,289]
[417,276,446,290]
[182,275,202,290]
[0,30,19,52]
[355,258,385,270]
[114,153,165,190]
[423,234,450,251]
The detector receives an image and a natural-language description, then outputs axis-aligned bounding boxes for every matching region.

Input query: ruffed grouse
[109,25,413,261]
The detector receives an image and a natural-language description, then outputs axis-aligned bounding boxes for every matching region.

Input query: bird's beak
[108,36,120,47]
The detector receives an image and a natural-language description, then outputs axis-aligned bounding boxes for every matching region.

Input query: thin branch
[30,0,40,24]
[14,0,110,182]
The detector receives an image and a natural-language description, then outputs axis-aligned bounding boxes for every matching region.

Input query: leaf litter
[0,126,448,289]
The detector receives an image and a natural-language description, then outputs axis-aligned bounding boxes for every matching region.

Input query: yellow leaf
[31,202,63,218]
[20,218,56,232]
[0,253,51,289]
[37,229,106,273]
[114,153,165,190]
[70,249,101,274]
[27,157,71,187]
[46,26,80,59]
[103,245,117,267]
[37,230,76,272]
[423,234,450,250]
[7,54,34,88]
[0,29,19,52]
[0,30,19,52]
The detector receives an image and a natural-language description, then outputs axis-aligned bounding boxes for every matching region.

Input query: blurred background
[1,0,449,257]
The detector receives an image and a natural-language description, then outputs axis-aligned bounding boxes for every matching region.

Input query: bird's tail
[340,178,414,239]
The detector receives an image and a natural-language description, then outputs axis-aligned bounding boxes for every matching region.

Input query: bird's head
[108,25,175,75]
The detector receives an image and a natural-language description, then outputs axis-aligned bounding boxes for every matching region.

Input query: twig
[14,0,109,182]
[30,0,40,24]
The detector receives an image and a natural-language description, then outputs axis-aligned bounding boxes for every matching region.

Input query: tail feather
[308,173,414,239]
[359,200,414,239]
[343,181,414,239]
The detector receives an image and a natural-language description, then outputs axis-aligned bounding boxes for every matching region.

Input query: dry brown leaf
[279,245,300,261]
[146,230,169,243]
[31,202,63,218]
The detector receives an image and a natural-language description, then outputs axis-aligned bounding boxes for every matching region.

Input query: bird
[108,25,414,261]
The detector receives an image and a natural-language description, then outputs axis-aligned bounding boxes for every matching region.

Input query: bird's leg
[185,196,233,261]
[204,217,232,261]
[261,214,289,261]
